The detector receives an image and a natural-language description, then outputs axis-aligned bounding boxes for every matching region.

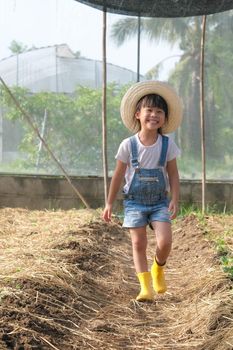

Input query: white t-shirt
[115,133,181,193]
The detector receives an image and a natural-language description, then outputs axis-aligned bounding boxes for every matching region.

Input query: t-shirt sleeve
[167,137,181,161]
[115,138,130,164]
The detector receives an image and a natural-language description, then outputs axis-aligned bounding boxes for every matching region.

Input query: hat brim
[120,81,183,134]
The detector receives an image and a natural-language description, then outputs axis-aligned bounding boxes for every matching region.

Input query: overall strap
[158,135,169,167]
[129,135,140,169]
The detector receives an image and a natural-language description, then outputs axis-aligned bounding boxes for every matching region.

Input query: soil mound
[0,209,232,349]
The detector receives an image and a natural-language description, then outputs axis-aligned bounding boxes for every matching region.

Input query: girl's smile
[135,106,166,131]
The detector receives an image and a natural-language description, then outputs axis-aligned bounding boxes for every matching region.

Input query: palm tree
[8,40,29,86]
[111,12,233,163]
[203,11,233,159]
[8,40,28,54]
[111,17,203,155]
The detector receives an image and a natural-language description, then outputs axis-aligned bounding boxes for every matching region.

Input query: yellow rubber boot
[151,259,167,293]
[136,272,154,301]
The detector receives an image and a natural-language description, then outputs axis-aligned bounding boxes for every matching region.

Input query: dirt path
[0,209,232,349]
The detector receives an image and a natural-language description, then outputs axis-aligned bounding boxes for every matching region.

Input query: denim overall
[124,135,169,205]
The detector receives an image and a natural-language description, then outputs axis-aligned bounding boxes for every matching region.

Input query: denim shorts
[123,198,171,228]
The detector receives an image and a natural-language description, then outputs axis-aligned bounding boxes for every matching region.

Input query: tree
[203,11,233,159]
[8,40,28,54]
[0,83,130,175]
[111,16,204,155]
[111,13,233,165]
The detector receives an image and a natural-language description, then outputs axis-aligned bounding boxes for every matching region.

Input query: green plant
[220,255,233,278]
[215,237,233,279]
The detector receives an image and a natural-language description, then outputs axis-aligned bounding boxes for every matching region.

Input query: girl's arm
[166,158,180,220]
[102,159,127,222]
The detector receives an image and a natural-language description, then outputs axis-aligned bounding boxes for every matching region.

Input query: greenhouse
[0,1,232,348]
[0,43,141,164]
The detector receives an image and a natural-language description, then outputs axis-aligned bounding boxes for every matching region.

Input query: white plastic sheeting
[0,44,140,93]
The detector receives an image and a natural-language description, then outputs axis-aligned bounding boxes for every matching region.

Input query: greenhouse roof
[74,0,233,17]
[0,44,141,93]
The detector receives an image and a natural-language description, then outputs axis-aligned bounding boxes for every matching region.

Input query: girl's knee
[157,237,172,251]
[131,233,147,252]
[132,238,147,252]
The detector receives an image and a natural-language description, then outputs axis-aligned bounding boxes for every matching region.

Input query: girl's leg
[130,226,153,301]
[151,221,172,264]
[150,221,172,293]
[129,226,148,272]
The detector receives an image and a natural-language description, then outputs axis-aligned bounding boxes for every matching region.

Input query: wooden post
[137,16,141,82]
[102,9,108,204]
[200,15,207,213]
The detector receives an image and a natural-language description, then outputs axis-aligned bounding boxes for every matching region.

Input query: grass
[179,204,233,280]
[178,202,233,217]
[215,232,233,280]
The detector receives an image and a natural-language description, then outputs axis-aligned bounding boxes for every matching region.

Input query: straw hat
[120,80,183,134]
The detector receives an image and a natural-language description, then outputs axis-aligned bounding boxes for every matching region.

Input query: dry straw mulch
[0,208,232,350]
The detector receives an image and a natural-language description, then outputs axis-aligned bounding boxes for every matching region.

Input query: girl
[103,81,183,301]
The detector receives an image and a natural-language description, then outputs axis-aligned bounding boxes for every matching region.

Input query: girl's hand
[168,200,179,220]
[102,160,127,223]
[102,203,112,222]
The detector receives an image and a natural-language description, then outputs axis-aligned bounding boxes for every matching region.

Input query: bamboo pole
[200,15,207,213]
[137,16,141,82]
[102,8,108,205]
[0,76,90,209]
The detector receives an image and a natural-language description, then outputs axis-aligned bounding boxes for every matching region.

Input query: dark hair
[135,94,169,133]
[136,94,168,118]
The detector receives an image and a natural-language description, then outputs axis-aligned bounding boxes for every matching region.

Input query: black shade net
[74,0,233,17]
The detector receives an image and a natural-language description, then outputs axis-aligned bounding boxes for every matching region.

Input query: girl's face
[135,106,166,131]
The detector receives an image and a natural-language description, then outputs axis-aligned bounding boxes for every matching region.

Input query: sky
[0,0,181,78]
